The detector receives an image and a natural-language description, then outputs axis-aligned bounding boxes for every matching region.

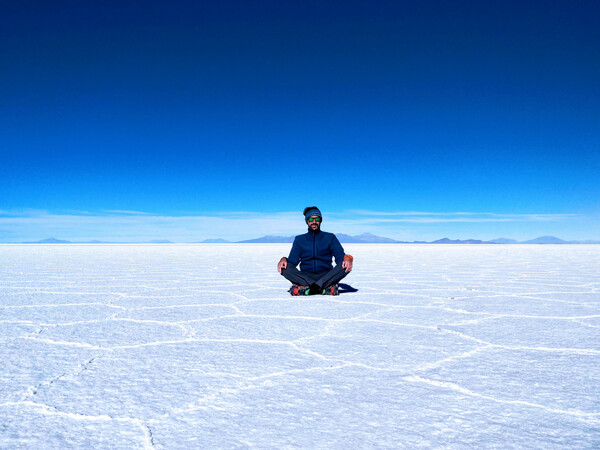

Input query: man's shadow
[339,283,358,294]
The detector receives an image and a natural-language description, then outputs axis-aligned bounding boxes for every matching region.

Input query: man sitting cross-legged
[277,206,353,296]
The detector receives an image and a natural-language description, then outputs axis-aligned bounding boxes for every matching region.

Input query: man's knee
[281,265,294,275]
[281,265,300,279]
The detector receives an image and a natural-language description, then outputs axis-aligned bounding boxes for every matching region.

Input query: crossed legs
[281,264,348,289]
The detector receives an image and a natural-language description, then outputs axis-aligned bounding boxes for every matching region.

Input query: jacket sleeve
[331,235,346,265]
[287,237,301,266]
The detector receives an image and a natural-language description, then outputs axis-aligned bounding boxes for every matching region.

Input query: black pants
[281,264,348,289]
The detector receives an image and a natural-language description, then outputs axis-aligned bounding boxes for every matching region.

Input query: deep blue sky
[1,1,599,241]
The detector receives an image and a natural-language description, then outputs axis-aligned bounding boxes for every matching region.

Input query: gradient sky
[1,1,599,242]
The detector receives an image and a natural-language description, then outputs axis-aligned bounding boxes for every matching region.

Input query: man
[277,206,353,295]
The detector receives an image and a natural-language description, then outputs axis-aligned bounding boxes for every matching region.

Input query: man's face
[307,215,321,231]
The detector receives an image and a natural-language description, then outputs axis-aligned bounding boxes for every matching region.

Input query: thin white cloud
[0,210,303,242]
[102,210,155,215]
[346,210,576,221]
[0,208,582,243]
[0,208,50,217]
[349,209,485,216]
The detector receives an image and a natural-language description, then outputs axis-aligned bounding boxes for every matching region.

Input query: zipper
[312,232,316,272]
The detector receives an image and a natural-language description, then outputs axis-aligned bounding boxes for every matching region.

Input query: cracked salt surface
[1,244,599,448]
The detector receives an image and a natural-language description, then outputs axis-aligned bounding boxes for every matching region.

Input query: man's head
[303,206,322,232]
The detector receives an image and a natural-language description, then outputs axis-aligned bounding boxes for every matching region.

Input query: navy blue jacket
[287,230,346,273]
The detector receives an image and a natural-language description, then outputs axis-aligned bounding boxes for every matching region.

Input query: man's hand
[342,255,353,273]
[277,257,288,273]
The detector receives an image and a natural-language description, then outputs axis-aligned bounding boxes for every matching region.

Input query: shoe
[289,285,310,296]
[322,284,339,296]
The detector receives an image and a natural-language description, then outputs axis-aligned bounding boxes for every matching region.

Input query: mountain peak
[521,236,567,244]
[336,233,399,243]
[34,238,71,244]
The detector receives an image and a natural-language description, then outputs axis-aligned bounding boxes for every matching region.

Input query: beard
[308,222,321,233]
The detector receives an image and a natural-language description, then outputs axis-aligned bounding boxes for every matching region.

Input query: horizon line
[1,209,597,243]
[8,234,600,245]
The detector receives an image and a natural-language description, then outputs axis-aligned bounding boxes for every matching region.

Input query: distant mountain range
[336,233,399,243]
[21,235,600,244]
[237,235,294,243]
[27,238,72,244]
[22,238,174,244]
[231,234,600,244]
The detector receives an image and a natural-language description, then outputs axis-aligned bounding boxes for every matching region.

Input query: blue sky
[1,1,599,242]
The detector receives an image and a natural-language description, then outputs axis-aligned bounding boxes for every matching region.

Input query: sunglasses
[307,217,322,223]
